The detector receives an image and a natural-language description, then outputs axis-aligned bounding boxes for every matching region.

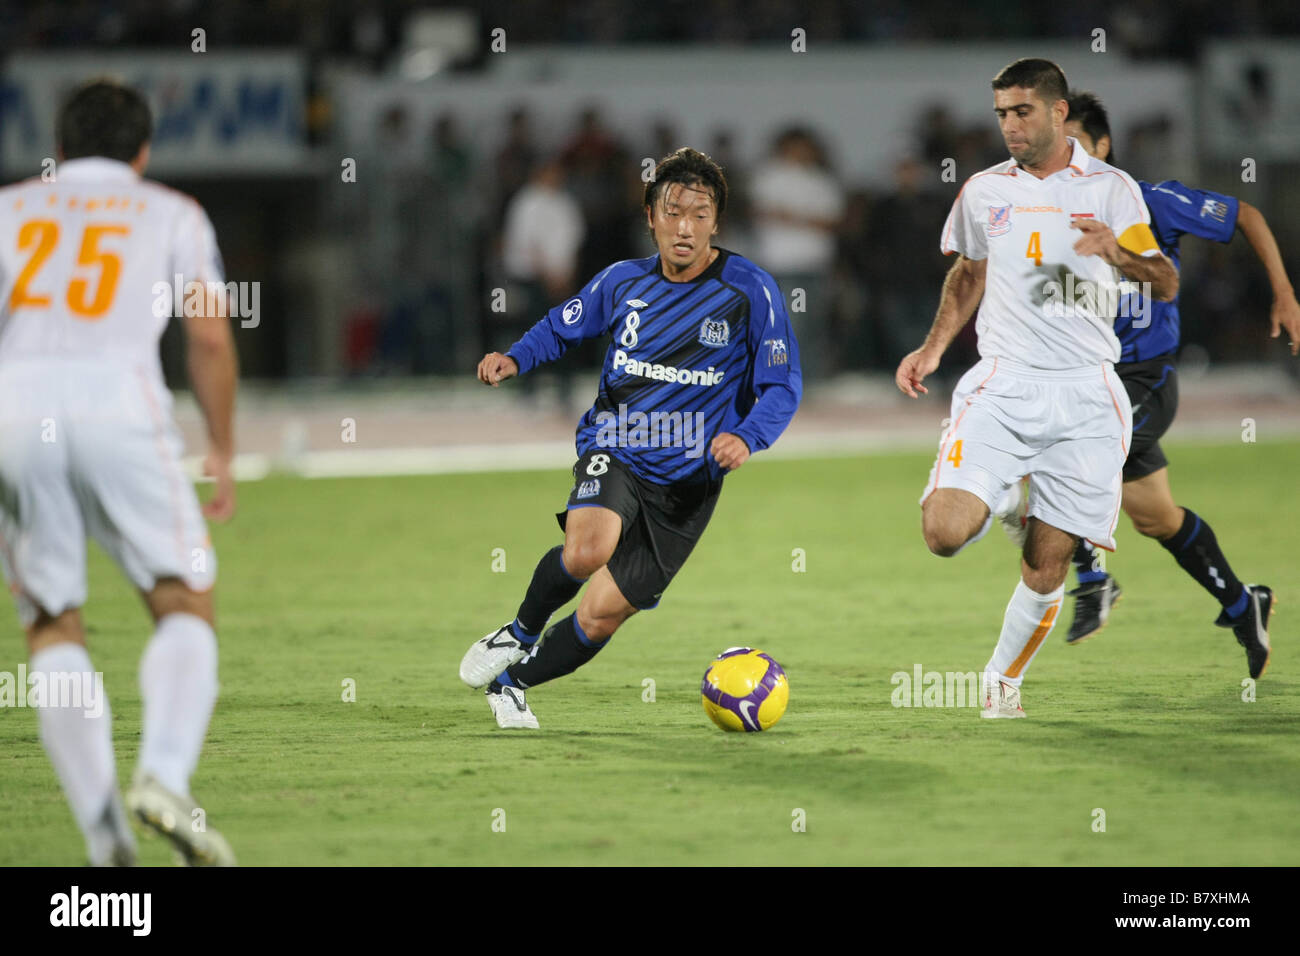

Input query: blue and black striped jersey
[1117,180,1239,364]
[506,248,802,485]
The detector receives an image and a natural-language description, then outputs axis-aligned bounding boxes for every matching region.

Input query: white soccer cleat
[486,683,540,729]
[996,477,1030,550]
[981,676,1026,719]
[126,773,236,867]
[460,624,531,689]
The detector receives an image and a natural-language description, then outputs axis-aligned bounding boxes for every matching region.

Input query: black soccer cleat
[1065,575,1122,645]
[1215,584,1274,680]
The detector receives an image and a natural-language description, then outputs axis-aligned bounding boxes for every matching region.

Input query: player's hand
[477,352,518,387]
[711,433,751,471]
[1270,292,1300,356]
[1070,218,1122,265]
[202,452,236,522]
[895,347,940,398]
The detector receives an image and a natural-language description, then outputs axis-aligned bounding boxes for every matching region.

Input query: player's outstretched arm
[1236,201,1300,355]
[477,352,519,386]
[494,269,615,380]
[1071,218,1178,302]
[895,255,986,398]
[184,297,238,522]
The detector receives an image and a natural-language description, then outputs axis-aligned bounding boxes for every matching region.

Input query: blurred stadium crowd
[330,99,1276,383]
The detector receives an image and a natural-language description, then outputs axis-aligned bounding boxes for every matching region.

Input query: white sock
[30,642,131,864]
[138,613,218,796]
[985,578,1064,688]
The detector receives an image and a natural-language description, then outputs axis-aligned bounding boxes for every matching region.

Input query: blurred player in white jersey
[0,81,238,864]
[894,59,1178,717]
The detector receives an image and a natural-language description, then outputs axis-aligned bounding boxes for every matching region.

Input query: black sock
[512,546,585,642]
[1159,508,1247,615]
[502,613,606,689]
[1072,538,1107,585]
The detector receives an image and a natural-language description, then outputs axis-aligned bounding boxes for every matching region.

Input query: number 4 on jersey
[1025,231,1042,267]
[946,439,963,468]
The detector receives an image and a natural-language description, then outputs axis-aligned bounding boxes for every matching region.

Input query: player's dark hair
[644,147,727,221]
[1066,89,1115,164]
[57,79,152,163]
[991,58,1069,108]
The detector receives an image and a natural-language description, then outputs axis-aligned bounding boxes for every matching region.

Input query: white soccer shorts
[919,356,1133,550]
[0,359,216,628]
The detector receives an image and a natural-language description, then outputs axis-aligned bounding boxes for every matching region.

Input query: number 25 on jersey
[9,220,130,319]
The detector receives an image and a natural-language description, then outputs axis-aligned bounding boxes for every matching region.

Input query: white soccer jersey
[0,157,223,383]
[940,137,1160,369]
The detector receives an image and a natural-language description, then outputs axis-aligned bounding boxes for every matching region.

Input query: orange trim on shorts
[1004,601,1060,678]
[1100,365,1129,458]
[926,358,999,501]
[1086,537,1116,554]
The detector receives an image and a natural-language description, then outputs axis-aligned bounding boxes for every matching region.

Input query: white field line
[179,414,1299,482]
[181,429,947,481]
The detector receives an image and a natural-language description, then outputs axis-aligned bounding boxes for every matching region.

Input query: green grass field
[3,441,1298,866]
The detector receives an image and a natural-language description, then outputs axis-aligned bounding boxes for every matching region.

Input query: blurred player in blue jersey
[1060,91,1300,677]
[459,148,803,728]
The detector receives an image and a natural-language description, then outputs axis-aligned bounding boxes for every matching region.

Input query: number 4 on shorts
[946,439,963,468]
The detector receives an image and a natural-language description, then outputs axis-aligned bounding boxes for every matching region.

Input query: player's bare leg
[1020,517,1074,594]
[561,506,621,579]
[1120,467,1183,540]
[1123,466,1270,676]
[126,577,234,865]
[26,606,85,654]
[25,605,135,865]
[983,518,1073,718]
[921,488,990,557]
[575,566,638,641]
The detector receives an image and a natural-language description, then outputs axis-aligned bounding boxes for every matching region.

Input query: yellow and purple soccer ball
[701,647,789,732]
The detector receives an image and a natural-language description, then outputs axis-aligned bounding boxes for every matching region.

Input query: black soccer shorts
[556,448,721,609]
[1116,353,1179,482]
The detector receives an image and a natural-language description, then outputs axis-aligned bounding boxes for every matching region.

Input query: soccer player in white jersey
[0,81,238,863]
[894,59,1178,717]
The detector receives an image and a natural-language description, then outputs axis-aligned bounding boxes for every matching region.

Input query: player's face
[647,183,718,273]
[994,86,1064,168]
[1063,121,1107,161]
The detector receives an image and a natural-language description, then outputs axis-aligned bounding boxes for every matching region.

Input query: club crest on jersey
[698,317,730,348]
[987,204,1012,237]
[575,478,601,499]
[763,338,788,367]
[1201,198,1228,223]
[561,297,584,326]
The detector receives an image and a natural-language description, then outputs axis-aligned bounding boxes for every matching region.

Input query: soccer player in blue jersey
[1060,91,1300,677]
[459,147,803,728]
